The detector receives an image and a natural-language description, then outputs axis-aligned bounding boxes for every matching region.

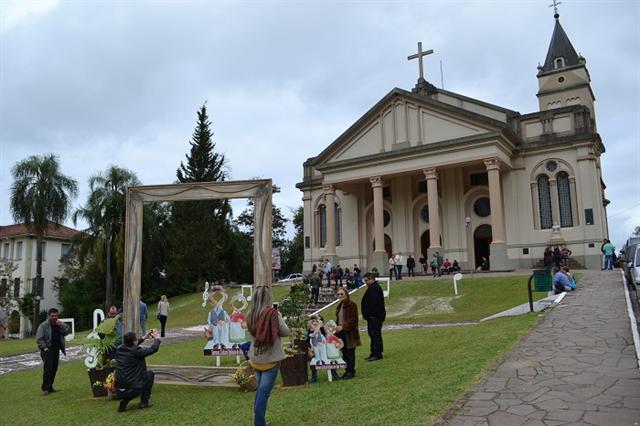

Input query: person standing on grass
[335,288,360,379]
[36,308,70,395]
[247,286,291,426]
[115,329,161,412]
[139,299,148,335]
[394,253,404,280]
[156,295,170,338]
[361,273,385,362]
[388,255,395,280]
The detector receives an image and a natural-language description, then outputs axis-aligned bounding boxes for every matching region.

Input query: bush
[57,277,96,330]
[8,310,20,334]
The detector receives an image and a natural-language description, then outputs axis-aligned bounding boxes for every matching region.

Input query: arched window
[537,175,553,229]
[319,205,327,247]
[318,203,341,247]
[554,57,565,69]
[557,172,573,227]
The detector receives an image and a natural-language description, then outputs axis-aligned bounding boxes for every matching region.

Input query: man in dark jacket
[361,272,386,361]
[36,308,70,395]
[115,330,161,412]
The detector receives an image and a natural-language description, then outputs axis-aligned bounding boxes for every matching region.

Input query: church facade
[297,14,609,274]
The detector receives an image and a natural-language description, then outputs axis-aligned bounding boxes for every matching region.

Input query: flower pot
[280,353,308,387]
[88,367,113,397]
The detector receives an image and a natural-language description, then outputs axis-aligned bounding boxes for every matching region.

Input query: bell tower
[536,8,596,123]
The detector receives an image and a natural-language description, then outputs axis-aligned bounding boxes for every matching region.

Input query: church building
[297,12,609,274]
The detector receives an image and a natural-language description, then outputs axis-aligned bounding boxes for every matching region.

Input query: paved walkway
[444,270,640,426]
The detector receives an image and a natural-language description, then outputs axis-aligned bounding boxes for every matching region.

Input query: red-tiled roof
[0,221,78,241]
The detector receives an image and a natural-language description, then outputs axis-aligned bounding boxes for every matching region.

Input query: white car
[278,273,304,283]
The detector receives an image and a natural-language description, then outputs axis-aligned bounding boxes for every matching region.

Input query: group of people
[386,252,461,278]
[311,261,363,293]
[543,245,573,269]
[552,265,577,294]
[600,239,616,270]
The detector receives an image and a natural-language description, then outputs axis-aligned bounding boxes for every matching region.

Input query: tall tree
[281,206,304,275]
[73,166,140,309]
[169,103,233,288]
[10,154,78,325]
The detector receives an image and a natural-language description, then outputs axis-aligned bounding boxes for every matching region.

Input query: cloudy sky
[0,0,638,249]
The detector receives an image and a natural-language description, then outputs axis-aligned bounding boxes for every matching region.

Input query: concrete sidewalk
[443,270,640,426]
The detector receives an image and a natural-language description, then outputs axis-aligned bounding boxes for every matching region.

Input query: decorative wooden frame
[123,180,272,333]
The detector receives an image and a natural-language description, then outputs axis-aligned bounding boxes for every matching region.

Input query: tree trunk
[34,235,43,333]
[105,236,113,310]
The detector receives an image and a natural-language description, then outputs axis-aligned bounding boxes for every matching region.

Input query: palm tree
[10,154,78,323]
[73,166,140,309]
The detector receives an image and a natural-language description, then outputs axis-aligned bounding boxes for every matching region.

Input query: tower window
[554,57,565,69]
[557,76,565,83]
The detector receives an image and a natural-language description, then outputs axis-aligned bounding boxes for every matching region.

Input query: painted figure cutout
[324,320,345,365]
[228,293,248,348]
[207,287,231,349]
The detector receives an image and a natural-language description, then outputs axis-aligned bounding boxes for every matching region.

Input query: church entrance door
[372,234,393,260]
[473,225,492,269]
[420,230,430,257]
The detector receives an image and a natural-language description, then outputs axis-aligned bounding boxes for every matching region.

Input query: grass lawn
[0,286,294,358]
[0,313,539,425]
[322,275,546,324]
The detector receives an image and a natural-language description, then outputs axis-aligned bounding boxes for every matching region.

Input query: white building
[297,14,609,274]
[0,221,77,336]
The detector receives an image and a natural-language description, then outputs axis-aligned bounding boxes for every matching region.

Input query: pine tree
[169,104,234,288]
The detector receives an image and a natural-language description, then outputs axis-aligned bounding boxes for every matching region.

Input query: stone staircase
[303,287,339,315]
[532,257,585,270]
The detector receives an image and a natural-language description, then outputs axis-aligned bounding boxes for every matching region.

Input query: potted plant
[278,283,311,387]
[82,316,118,397]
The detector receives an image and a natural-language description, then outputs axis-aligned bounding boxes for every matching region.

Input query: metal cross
[408,41,434,82]
[549,0,562,17]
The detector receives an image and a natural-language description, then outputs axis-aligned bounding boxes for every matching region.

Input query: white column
[370,177,385,253]
[423,168,441,249]
[323,183,336,256]
[484,158,506,243]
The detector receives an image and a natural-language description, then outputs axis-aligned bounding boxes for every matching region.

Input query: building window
[382,186,391,199]
[304,236,310,249]
[61,243,71,258]
[470,172,488,186]
[545,161,558,172]
[585,208,594,225]
[318,204,341,247]
[13,278,20,298]
[0,278,7,298]
[537,175,553,229]
[473,197,491,217]
[41,241,46,261]
[2,243,9,260]
[557,172,573,227]
[421,206,429,223]
[383,210,391,227]
[554,57,565,69]
[15,241,23,260]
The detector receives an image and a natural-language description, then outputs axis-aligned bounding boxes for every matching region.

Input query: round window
[546,160,558,172]
[383,210,391,227]
[421,206,429,223]
[473,197,491,217]
[558,76,565,83]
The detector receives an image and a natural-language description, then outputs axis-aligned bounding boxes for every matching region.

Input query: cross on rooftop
[549,0,562,19]
[407,41,434,83]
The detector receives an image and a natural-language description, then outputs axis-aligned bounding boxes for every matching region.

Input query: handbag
[156,313,161,320]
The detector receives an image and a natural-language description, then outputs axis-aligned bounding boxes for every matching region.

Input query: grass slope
[0,314,539,425]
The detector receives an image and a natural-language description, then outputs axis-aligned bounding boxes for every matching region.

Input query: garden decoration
[453,273,463,295]
[203,287,247,366]
[83,314,118,397]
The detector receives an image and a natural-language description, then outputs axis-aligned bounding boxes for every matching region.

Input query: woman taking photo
[247,286,290,426]
[156,295,170,337]
[334,288,360,380]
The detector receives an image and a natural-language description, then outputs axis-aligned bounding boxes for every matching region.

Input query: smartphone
[272,303,278,310]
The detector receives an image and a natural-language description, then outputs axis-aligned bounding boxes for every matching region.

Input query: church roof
[540,18,580,73]
[0,221,78,241]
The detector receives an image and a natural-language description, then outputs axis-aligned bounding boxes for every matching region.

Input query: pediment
[314,89,508,166]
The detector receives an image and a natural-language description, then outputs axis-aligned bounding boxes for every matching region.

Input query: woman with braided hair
[247,286,290,426]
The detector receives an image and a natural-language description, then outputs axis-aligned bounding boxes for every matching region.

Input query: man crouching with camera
[115,329,161,412]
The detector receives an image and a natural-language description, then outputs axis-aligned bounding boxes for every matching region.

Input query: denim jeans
[604,255,614,270]
[254,364,280,426]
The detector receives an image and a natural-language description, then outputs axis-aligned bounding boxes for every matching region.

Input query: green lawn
[0,314,539,425]
[322,275,546,324]
[0,331,92,358]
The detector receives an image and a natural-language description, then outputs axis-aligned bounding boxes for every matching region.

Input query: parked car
[277,273,304,283]
[626,244,640,288]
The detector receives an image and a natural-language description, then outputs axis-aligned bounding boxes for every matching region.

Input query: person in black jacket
[36,308,70,395]
[115,330,161,412]
[360,272,386,361]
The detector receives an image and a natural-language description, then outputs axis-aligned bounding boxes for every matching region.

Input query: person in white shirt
[394,253,404,280]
